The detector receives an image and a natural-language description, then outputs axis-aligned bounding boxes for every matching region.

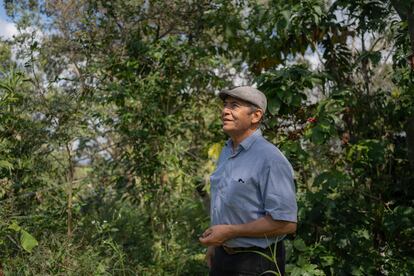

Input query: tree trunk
[391,1,414,68]
[406,116,414,170]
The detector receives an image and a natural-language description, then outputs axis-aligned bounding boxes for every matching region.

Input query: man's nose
[222,106,231,117]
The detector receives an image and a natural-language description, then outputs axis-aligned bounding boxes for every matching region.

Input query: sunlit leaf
[20,229,38,253]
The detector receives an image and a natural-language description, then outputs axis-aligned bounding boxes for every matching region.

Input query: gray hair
[248,104,264,124]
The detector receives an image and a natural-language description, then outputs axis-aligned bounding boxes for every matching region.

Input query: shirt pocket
[223,178,258,210]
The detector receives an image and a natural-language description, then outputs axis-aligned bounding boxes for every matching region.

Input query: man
[199,86,297,276]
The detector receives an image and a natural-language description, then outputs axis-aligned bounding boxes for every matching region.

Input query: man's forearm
[199,215,296,246]
[228,215,296,238]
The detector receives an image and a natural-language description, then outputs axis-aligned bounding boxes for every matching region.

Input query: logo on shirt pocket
[224,178,257,209]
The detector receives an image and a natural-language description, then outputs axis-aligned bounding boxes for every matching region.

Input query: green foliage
[258,65,317,115]
[3,221,39,253]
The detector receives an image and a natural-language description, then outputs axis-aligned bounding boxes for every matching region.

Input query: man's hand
[205,246,215,268]
[200,216,296,247]
[199,224,235,246]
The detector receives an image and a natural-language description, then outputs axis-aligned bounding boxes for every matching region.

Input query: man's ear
[251,109,263,124]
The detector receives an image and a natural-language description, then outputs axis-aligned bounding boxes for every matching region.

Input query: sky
[0,0,18,39]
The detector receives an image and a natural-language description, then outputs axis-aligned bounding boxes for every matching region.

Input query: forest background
[1,0,413,275]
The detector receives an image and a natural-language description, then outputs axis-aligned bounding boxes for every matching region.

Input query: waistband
[222,240,283,255]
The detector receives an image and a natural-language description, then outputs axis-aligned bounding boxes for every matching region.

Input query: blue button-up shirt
[210,129,297,248]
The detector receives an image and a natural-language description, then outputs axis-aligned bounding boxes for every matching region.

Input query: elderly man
[199,86,297,276]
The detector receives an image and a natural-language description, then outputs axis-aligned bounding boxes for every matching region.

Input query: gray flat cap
[219,86,267,113]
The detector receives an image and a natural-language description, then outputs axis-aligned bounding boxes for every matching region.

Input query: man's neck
[230,128,257,151]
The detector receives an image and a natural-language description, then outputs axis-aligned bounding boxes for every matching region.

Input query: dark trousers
[209,241,285,276]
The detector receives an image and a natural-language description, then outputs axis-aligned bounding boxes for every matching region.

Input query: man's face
[221,96,257,136]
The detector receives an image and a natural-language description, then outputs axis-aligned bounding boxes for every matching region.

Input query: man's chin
[222,126,235,135]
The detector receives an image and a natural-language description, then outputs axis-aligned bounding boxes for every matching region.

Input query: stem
[66,142,74,239]
[360,29,370,95]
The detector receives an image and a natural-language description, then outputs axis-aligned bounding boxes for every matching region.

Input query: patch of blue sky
[0,0,8,20]
[0,0,18,39]
[0,0,56,40]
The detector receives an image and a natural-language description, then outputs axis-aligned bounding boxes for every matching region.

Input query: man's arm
[199,215,296,246]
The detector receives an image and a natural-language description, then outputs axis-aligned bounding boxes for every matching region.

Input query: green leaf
[208,143,223,160]
[310,127,325,145]
[313,6,322,16]
[20,229,39,253]
[320,255,334,267]
[0,160,13,170]
[8,221,21,232]
[293,238,307,251]
[267,97,281,114]
[281,10,291,22]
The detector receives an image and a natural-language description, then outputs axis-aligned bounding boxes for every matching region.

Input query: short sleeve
[260,161,297,222]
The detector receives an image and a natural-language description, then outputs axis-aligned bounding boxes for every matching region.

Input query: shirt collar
[225,128,262,151]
